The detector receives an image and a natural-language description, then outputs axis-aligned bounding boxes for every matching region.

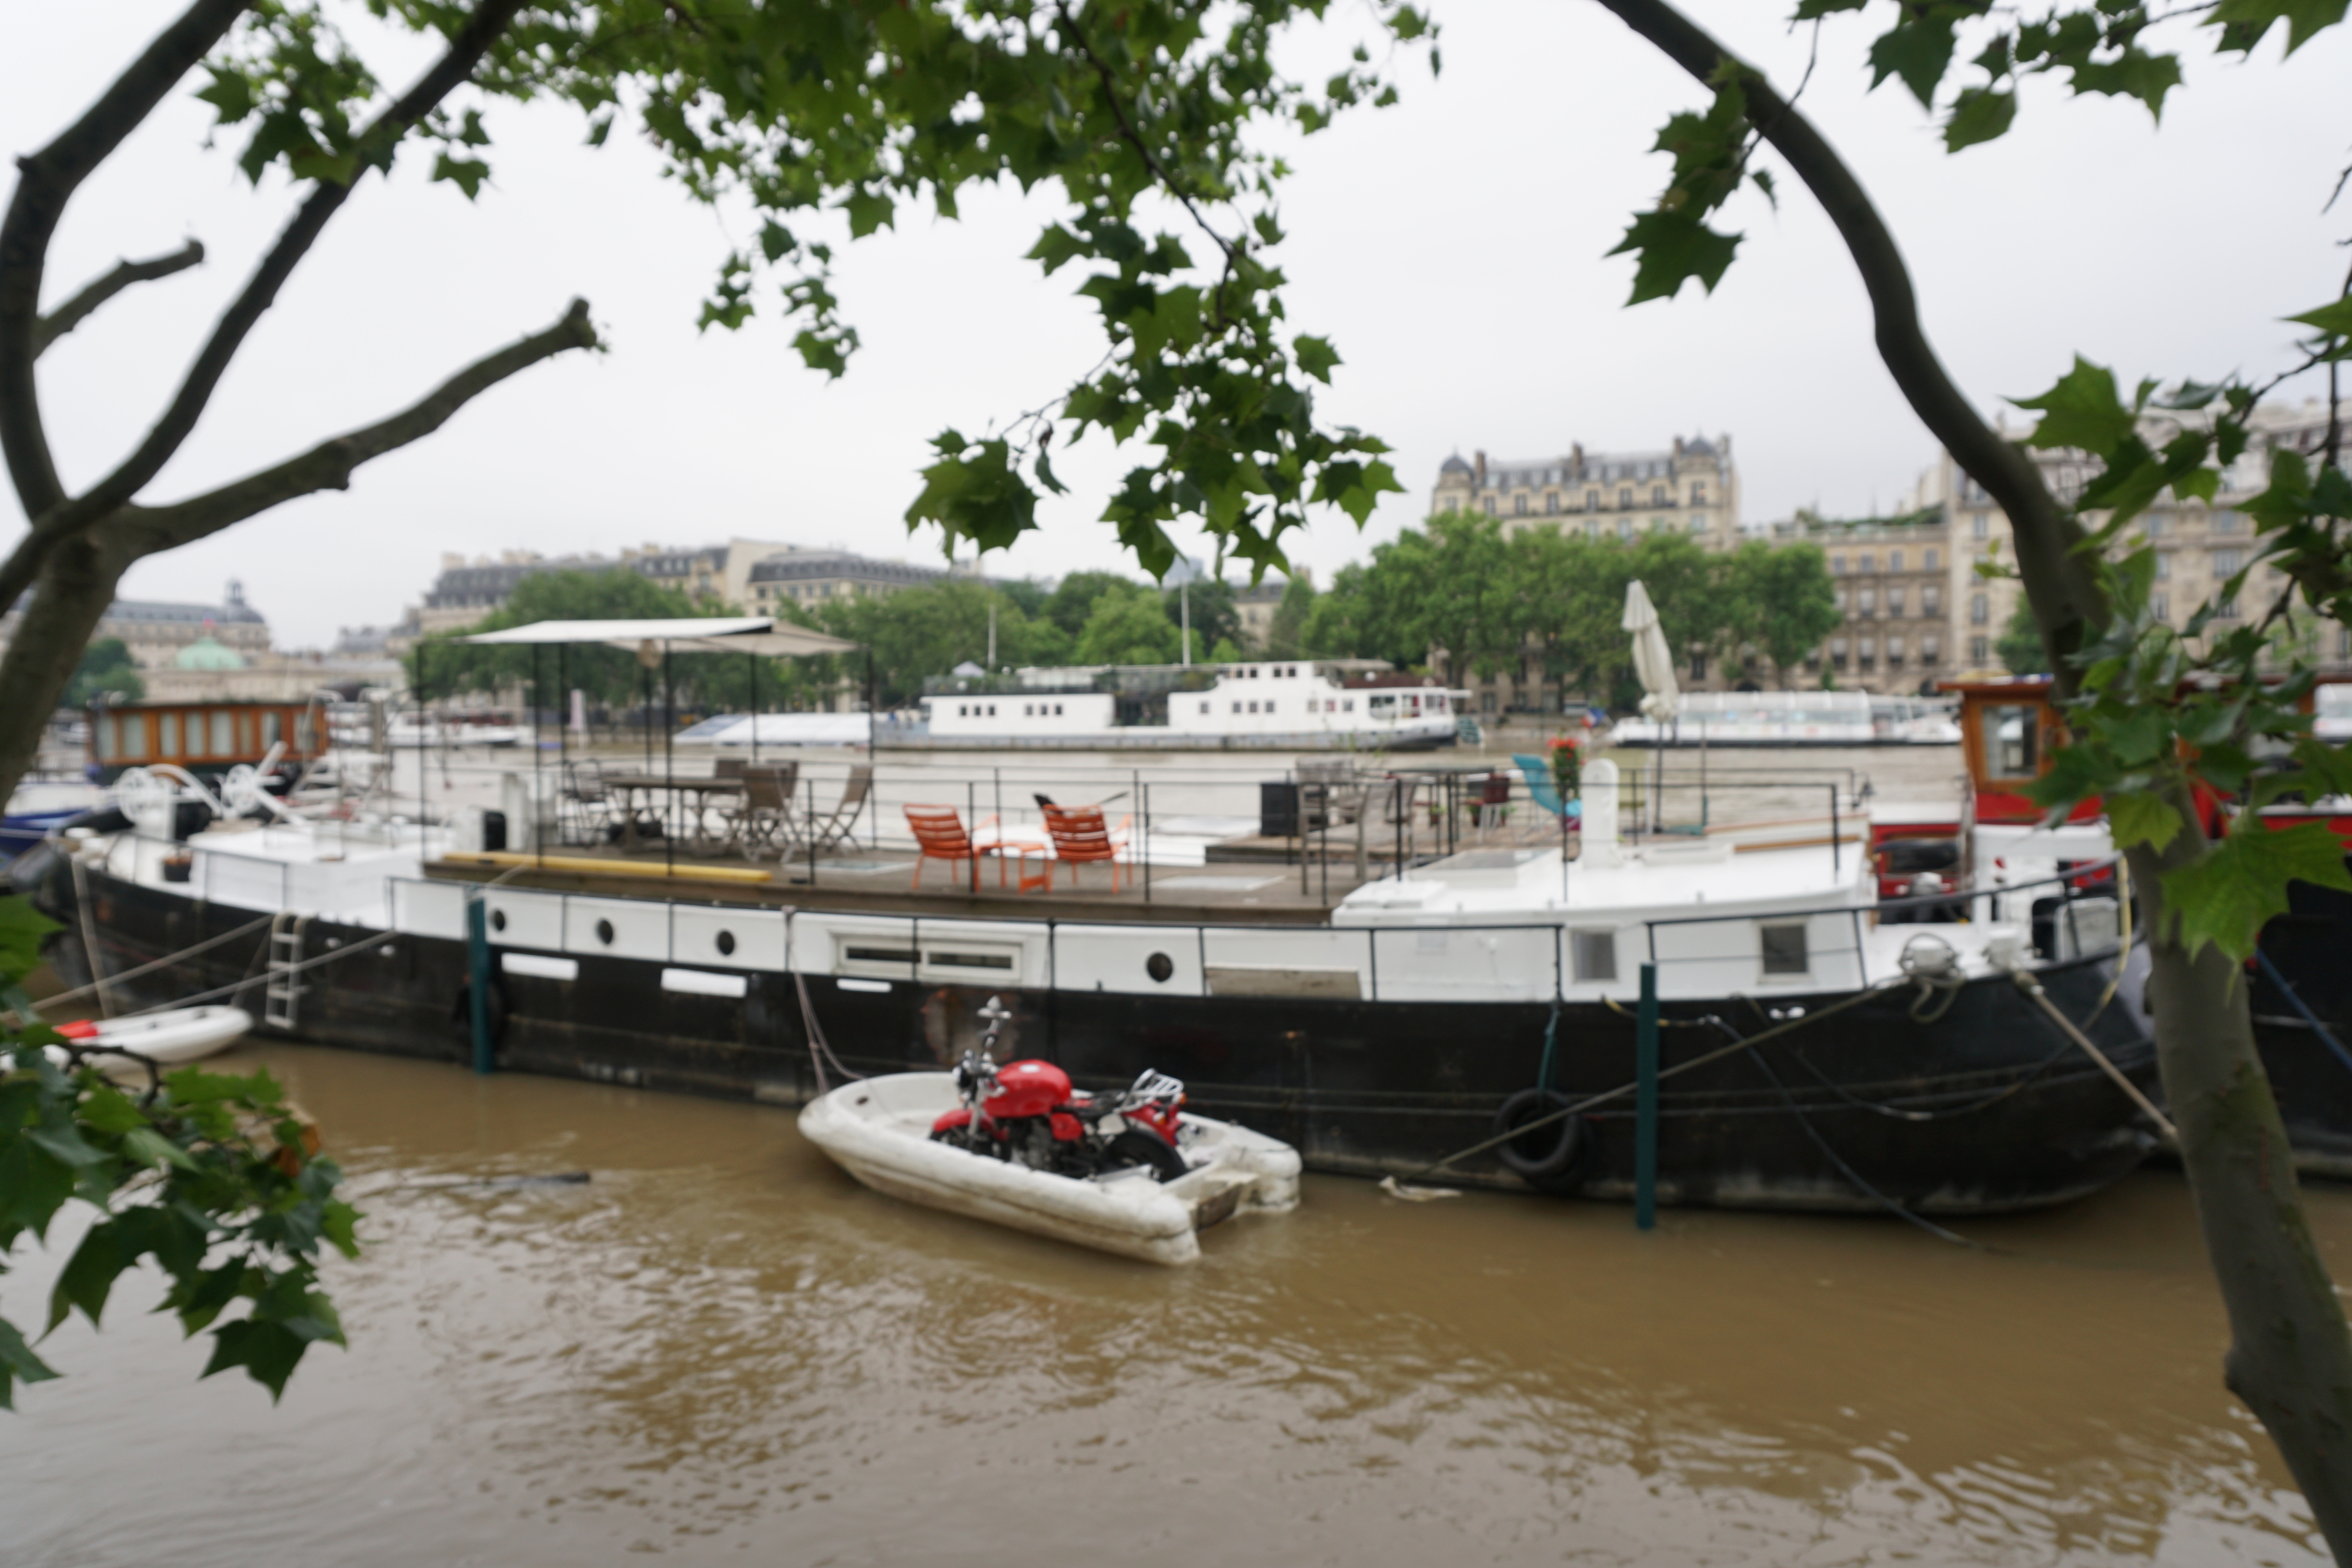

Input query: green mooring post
[1635,961,1659,1231]
[466,894,495,1075]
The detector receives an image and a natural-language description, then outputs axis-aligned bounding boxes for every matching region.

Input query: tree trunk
[0,517,136,797]
[1586,0,2352,1545]
[2130,822,2352,1546]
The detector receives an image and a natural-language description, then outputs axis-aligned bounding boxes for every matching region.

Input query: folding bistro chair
[801,764,873,853]
[730,762,799,858]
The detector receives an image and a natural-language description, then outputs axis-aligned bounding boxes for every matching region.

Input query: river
[2,1037,2338,1566]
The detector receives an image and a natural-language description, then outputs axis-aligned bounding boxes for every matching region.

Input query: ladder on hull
[263,911,310,1031]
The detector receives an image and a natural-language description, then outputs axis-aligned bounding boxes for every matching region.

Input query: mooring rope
[28,911,276,1015]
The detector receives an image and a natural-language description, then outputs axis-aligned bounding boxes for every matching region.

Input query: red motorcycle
[929,999,1192,1181]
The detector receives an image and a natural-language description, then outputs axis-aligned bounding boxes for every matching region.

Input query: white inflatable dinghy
[799,1071,1301,1265]
[43,1006,252,1074]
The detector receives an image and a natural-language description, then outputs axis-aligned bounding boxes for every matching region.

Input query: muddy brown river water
[2,1037,2340,1566]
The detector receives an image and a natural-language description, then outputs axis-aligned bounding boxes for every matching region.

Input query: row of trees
[1278,513,1842,706]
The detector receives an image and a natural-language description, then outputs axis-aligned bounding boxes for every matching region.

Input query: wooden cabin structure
[87,699,326,783]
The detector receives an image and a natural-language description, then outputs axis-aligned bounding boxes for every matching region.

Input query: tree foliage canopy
[61,638,143,710]
[0,898,356,1410]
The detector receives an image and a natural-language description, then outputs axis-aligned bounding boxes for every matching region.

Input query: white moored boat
[799,1071,1301,1265]
[46,1005,252,1073]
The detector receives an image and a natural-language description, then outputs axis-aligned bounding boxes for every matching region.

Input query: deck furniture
[561,760,616,845]
[603,771,756,854]
[1293,758,1364,831]
[1039,804,1130,894]
[731,763,800,858]
[800,764,874,853]
[1512,754,1583,830]
[905,805,1004,890]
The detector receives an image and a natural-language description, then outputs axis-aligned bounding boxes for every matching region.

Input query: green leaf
[2066,47,2184,119]
[841,189,896,239]
[2013,357,2137,457]
[2289,297,2352,337]
[429,153,489,200]
[0,1316,60,1409]
[48,1220,127,1333]
[1945,87,2017,151]
[1608,209,1741,305]
[2107,792,2184,852]
[1293,334,1340,383]
[2210,0,2351,54]
[1869,14,1962,108]
[2162,821,2352,961]
[0,896,61,988]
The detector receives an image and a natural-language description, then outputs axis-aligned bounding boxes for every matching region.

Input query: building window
[1618,487,1632,508]
[1545,492,1559,514]
[1442,496,1461,513]
[2213,510,2243,536]
[2212,548,2243,575]
[1484,497,1496,516]
[1887,586,1906,616]
[1690,481,1707,504]
[1887,635,1905,665]
[1835,588,1849,614]
[1972,513,1989,539]
[2151,591,2170,621]
[1831,637,1848,668]
[2154,553,2171,580]
[1923,586,1940,615]
[1831,555,1846,574]
[1586,490,1600,510]
[1889,549,1905,571]
[1690,651,1706,680]
[1970,635,1989,664]
[2214,596,2240,620]
[1514,493,1528,516]
[1687,513,1706,533]
[1859,637,1877,668]
[1618,519,1633,539]
[1922,636,1940,664]
[1652,484,1668,505]
[2147,512,2169,537]
[1858,553,1875,573]
[1970,593,1989,626]
[1859,587,1877,616]
[1924,547,1939,571]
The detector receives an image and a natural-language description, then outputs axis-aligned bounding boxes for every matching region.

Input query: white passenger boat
[915,660,1463,751]
[799,1069,1302,1265]
[46,1005,252,1073]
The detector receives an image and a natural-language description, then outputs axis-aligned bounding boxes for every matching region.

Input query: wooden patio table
[602,772,750,856]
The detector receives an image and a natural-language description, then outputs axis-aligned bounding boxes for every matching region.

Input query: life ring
[1493,1088,1585,1191]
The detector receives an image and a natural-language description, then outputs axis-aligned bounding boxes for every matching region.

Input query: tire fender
[1493,1088,1586,1191]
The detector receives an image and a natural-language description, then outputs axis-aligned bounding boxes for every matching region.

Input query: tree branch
[124,297,598,554]
[1589,0,2111,689]
[0,0,250,521]
[0,0,528,626]
[32,240,206,358]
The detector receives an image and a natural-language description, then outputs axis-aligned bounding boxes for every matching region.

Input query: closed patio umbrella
[1623,580,1678,833]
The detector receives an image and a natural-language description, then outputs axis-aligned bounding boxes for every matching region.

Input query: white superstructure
[921,661,1460,750]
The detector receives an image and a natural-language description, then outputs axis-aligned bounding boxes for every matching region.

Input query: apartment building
[0,580,273,670]
[1429,434,1740,546]
[1760,510,1953,693]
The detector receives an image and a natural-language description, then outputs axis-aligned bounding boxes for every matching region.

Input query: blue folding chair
[1513,754,1582,823]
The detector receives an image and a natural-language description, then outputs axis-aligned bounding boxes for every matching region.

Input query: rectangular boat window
[1983,703,2039,780]
[211,710,235,756]
[843,945,918,966]
[1571,930,1616,982]
[295,710,315,752]
[120,713,148,758]
[263,711,282,748]
[926,951,1013,970]
[157,711,181,758]
[93,714,115,761]
[1760,923,1810,976]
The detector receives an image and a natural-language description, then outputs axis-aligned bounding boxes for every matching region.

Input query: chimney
[1673,436,1684,457]
[1473,450,1487,487]
[441,552,464,569]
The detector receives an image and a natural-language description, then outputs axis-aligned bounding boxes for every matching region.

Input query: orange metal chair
[904,804,1003,890]
[1040,804,1130,893]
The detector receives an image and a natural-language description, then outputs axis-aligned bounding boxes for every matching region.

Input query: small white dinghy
[799,1069,1302,1266]
[42,1006,252,1075]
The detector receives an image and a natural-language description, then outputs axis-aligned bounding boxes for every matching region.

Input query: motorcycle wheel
[1102,1126,1189,1183]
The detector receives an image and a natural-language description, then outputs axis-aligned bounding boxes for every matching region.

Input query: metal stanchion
[1636,961,1659,1231]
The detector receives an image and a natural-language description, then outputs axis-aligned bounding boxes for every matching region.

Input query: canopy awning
[456,617,858,656]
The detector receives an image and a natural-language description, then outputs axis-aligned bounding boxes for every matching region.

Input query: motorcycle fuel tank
[984,1059,1073,1121]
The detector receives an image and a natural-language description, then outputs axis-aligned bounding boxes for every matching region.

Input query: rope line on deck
[29,911,276,1014]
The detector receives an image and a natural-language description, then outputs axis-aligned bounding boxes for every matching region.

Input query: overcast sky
[4,1,2347,649]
